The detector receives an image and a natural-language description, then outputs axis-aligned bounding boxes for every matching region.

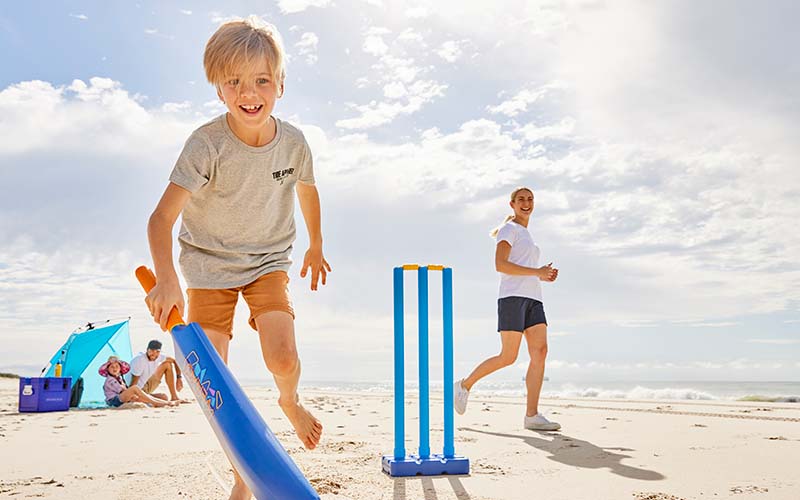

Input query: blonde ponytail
[490,215,515,238]
[489,186,534,238]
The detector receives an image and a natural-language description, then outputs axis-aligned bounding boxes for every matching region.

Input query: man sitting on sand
[130,340,185,402]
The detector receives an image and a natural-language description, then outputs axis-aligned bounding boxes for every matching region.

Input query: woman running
[454,186,561,430]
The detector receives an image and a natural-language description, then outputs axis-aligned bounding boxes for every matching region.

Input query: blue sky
[1,0,799,384]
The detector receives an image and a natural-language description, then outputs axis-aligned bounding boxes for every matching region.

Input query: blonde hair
[204,16,286,87]
[490,187,533,238]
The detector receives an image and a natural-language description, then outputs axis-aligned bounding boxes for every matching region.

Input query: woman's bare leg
[462,331,523,391]
[523,324,548,416]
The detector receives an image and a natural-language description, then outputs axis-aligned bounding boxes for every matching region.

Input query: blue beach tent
[43,319,133,408]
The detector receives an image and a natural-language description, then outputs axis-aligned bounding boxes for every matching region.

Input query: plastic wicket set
[382,264,470,477]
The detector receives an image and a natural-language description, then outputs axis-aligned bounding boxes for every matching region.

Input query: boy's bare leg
[204,328,252,500]
[255,311,323,449]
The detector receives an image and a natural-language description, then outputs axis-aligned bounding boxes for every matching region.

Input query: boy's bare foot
[279,395,323,449]
[228,479,252,500]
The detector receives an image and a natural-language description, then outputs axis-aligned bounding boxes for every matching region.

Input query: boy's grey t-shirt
[169,114,315,289]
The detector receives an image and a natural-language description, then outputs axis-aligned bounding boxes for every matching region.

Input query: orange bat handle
[135,266,185,331]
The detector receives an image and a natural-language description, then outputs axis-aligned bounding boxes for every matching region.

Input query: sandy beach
[1,378,798,499]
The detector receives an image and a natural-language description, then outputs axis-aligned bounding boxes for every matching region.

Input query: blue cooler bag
[18,377,72,413]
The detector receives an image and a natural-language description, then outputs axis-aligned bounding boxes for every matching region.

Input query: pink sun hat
[98,356,131,377]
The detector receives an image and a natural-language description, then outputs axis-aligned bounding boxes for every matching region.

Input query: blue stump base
[382,454,470,477]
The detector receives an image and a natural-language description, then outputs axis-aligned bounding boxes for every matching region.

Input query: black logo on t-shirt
[272,168,295,185]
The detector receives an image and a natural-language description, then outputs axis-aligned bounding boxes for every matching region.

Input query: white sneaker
[524,413,561,431]
[454,379,470,415]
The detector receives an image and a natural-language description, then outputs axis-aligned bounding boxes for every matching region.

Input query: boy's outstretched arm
[295,182,331,291]
[146,182,191,330]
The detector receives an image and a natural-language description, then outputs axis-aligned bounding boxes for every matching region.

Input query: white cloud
[336,80,447,129]
[340,27,447,130]
[377,55,422,83]
[397,28,425,44]
[203,99,227,114]
[317,118,528,201]
[295,32,319,65]
[362,32,389,56]
[488,83,565,117]
[180,9,192,15]
[382,82,407,99]
[0,79,198,156]
[209,12,241,25]
[69,13,88,21]
[0,243,164,373]
[161,101,192,113]
[517,117,576,143]
[277,0,333,14]
[436,40,464,63]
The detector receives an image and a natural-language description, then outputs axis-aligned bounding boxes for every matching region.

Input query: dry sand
[1,378,799,499]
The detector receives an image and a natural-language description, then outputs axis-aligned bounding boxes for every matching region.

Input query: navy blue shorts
[106,395,123,407]
[498,297,547,332]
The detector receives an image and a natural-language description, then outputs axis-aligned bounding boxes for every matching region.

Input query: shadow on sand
[391,474,472,500]
[462,427,665,481]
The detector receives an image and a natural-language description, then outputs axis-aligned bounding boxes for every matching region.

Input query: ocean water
[289,380,800,403]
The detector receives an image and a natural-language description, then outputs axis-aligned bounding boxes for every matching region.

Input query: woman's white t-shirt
[496,220,543,301]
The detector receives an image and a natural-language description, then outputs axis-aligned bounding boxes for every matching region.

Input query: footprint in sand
[309,475,347,495]
[633,493,685,500]
[472,462,507,475]
[730,485,769,494]
[326,440,364,452]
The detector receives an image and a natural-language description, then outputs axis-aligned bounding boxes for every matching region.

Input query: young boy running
[144,16,329,500]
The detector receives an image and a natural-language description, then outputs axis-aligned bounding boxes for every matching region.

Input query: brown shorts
[142,375,161,394]
[186,271,294,339]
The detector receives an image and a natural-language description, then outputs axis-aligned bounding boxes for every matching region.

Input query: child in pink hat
[100,356,176,408]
